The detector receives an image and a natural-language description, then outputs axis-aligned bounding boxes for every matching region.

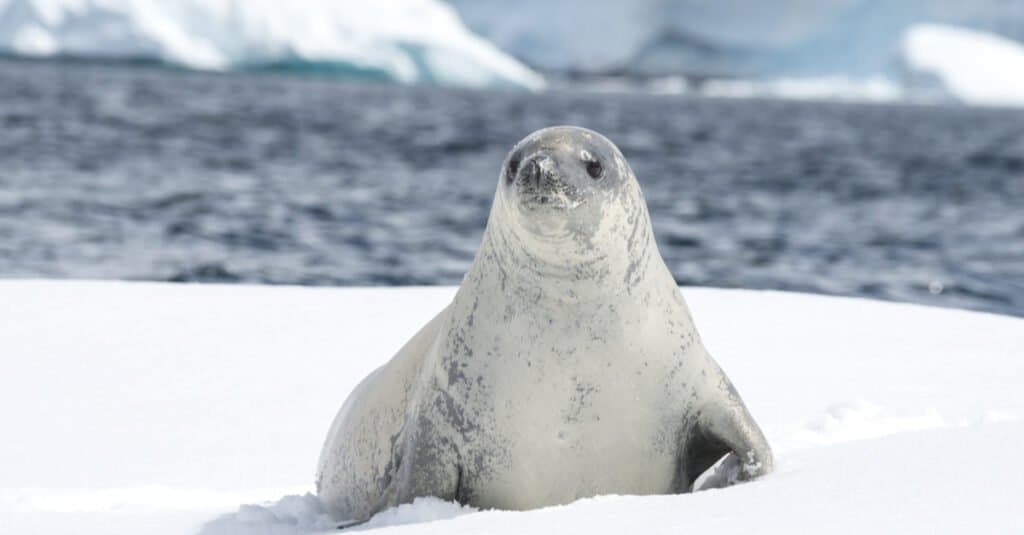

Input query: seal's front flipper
[683,395,773,492]
[690,451,741,491]
[681,417,732,491]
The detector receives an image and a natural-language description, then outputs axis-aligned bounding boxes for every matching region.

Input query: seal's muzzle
[515,153,557,191]
[513,152,579,211]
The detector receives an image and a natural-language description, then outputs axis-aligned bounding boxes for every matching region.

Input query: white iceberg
[448,0,851,75]
[698,23,1024,106]
[902,23,1024,107]
[449,0,1024,105]
[2,280,1023,534]
[448,0,1024,76]
[0,0,545,90]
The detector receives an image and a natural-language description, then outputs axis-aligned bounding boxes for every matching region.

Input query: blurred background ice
[0,0,1021,316]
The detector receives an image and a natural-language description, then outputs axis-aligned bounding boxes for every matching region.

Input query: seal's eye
[585,159,603,180]
[507,158,520,182]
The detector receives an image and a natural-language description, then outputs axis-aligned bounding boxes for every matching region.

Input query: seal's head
[483,126,656,289]
[498,126,643,242]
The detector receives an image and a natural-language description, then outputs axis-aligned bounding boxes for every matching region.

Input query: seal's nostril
[526,159,541,185]
[517,158,541,187]
[517,153,562,190]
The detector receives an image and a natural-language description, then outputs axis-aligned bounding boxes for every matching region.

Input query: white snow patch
[976,411,1020,425]
[774,401,946,452]
[353,497,478,531]
[0,0,545,90]
[903,23,1024,107]
[1,281,1023,534]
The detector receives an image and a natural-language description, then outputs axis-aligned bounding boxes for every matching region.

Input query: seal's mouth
[518,191,582,211]
[516,179,584,211]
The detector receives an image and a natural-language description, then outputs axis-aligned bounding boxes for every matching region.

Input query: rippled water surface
[1,59,1022,316]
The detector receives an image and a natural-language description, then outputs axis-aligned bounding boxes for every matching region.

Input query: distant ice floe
[701,76,905,103]
[0,0,546,90]
[559,74,906,104]
[902,23,1024,107]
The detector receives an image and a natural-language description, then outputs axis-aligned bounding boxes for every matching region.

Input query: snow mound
[0,0,545,90]
[354,497,477,531]
[902,23,1024,107]
[199,494,336,535]
[1,281,1023,534]
[774,401,947,452]
[200,496,474,534]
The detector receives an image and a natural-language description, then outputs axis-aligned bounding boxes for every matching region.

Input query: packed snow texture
[0,0,545,90]
[1,281,1023,534]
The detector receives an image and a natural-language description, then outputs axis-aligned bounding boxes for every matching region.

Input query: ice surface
[0,0,545,90]
[1,281,1023,534]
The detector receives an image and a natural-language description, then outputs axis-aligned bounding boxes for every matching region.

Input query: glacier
[0,0,546,90]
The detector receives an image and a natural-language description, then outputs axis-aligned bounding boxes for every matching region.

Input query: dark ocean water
[1,58,1022,317]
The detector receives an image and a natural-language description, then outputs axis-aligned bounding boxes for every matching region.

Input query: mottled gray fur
[316,126,773,524]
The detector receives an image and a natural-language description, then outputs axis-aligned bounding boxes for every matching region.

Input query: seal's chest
[466,396,682,509]
[460,358,683,509]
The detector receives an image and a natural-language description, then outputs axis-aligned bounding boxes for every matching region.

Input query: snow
[902,23,1024,107]
[0,0,545,90]
[2,280,1023,534]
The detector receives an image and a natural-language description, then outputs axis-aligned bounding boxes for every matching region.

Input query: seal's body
[317,126,772,524]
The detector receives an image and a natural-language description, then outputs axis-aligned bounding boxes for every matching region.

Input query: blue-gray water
[1,58,1022,317]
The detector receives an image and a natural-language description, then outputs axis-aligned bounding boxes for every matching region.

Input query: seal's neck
[462,194,661,307]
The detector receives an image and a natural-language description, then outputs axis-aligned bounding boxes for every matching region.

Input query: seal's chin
[507,182,590,240]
